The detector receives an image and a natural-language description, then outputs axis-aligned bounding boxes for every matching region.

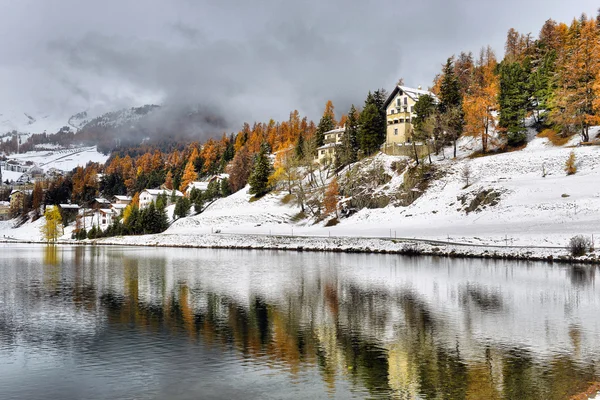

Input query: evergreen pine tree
[413,94,437,133]
[315,101,336,147]
[358,101,382,156]
[248,143,273,197]
[295,133,305,159]
[220,178,231,197]
[174,197,191,219]
[498,61,530,146]
[438,58,465,156]
[336,105,359,168]
[439,58,463,114]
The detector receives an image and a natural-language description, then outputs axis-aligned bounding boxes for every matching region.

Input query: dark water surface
[0,244,599,399]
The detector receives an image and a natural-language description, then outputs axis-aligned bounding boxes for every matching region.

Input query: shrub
[568,235,591,257]
[565,151,577,175]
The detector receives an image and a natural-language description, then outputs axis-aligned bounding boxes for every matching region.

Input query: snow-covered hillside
[166,134,600,249]
[2,129,600,259]
[7,147,109,172]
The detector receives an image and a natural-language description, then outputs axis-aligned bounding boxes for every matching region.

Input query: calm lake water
[0,244,599,399]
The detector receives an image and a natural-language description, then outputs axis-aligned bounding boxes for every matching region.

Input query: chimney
[418,85,422,90]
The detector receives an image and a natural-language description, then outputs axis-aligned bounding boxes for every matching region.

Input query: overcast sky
[0,0,597,132]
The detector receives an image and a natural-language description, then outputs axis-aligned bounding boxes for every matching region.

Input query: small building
[9,189,29,213]
[139,189,183,209]
[110,203,128,215]
[112,195,132,205]
[0,201,10,221]
[58,204,80,225]
[384,85,438,144]
[185,182,209,197]
[94,209,115,230]
[315,127,345,164]
[28,165,45,180]
[92,197,111,209]
[208,173,230,184]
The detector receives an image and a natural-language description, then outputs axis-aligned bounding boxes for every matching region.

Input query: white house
[95,208,115,230]
[185,181,209,196]
[139,189,183,209]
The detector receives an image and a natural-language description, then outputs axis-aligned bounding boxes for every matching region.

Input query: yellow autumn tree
[40,206,63,243]
[463,46,498,154]
[180,160,197,192]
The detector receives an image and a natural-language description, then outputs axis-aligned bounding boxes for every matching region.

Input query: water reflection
[0,245,599,399]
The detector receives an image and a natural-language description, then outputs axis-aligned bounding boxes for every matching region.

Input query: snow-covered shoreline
[2,232,598,264]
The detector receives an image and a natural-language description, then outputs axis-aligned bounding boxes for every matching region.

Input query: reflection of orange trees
[94,271,600,399]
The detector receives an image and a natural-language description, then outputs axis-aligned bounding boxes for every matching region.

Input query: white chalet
[185,181,209,196]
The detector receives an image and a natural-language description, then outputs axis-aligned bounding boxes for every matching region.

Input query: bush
[568,235,591,257]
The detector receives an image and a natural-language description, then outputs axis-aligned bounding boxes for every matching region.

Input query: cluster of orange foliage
[71,109,320,200]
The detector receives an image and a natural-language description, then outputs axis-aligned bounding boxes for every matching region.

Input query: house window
[411,106,414,113]
[396,98,401,107]
[393,119,398,124]
[394,128,398,135]
[388,120,393,125]
[399,118,404,123]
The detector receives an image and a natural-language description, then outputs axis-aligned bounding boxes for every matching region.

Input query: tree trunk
[427,139,432,164]
[412,141,419,166]
[483,113,489,154]
[453,136,457,158]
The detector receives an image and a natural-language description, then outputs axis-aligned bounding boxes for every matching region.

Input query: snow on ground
[168,187,295,234]
[2,130,600,260]
[6,146,108,172]
[165,139,600,250]
[1,169,24,182]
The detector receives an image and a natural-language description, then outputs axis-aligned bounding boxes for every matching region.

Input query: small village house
[94,208,115,231]
[185,182,209,196]
[58,204,80,225]
[112,195,132,205]
[0,201,10,221]
[9,189,30,213]
[92,197,111,209]
[315,127,345,164]
[139,189,183,209]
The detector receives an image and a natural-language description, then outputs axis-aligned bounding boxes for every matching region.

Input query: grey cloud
[1,0,598,138]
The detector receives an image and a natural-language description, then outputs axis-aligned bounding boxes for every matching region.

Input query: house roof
[98,208,114,215]
[324,127,345,135]
[143,188,184,197]
[111,203,127,210]
[186,181,209,191]
[317,143,338,150]
[383,85,438,109]
[59,204,80,209]
[113,195,132,201]
[94,197,110,204]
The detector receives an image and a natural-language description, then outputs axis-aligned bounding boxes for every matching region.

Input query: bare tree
[461,163,472,188]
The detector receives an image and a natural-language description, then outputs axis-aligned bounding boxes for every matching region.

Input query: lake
[0,244,598,399]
